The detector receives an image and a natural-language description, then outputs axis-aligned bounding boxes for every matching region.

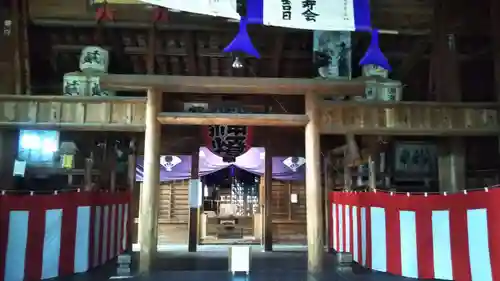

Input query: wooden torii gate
[100,74,365,274]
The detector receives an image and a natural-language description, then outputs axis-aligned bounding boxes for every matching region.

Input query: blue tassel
[359,29,391,71]
[223,17,260,58]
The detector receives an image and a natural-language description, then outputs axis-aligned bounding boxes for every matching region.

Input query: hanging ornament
[152,6,168,23]
[223,0,260,58]
[231,56,244,69]
[359,29,391,77]
[59,141,78,169]
[95,0,114,22]
[202,107,254,163]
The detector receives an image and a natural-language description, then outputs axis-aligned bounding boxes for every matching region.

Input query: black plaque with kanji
[206,107,250,162]
[208,124,248,162]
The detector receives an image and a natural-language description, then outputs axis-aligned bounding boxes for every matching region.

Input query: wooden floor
[158,224,188,244]
[52,248,435,281]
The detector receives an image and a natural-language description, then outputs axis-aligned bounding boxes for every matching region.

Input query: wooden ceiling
[24,0,494,100]
[28,0,490,34]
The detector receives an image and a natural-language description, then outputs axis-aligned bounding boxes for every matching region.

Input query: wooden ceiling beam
[157,112,308,126]
[99,74,366,96]
[271,33,285,77]
[0,95,146,103]
[184,31,198,75]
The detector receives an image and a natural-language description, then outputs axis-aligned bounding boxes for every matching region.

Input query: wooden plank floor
[51,250,436,281]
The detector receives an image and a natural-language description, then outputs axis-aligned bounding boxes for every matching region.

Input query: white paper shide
[188,179,202,207]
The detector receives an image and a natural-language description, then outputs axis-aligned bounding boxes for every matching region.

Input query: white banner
[313,31,352,79]
[264,0,357,31]
[140,0,370,31]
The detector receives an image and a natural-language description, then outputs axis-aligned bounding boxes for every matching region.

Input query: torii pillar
[138,88,162,272]
[305,92,324,274]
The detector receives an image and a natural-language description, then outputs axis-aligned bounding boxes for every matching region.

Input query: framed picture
[394,141,437,175]
[313,30,352,80]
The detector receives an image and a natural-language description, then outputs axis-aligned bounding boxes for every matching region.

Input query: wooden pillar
[20,0,30,95]
[381,150,392,189]
[490,0,500,180]
[438,138,466,193]
[305,93,323,274]
[263,145,273,251]
[11,0,21,95]
[138,89,162,273]
[343,153,352,190]
[127,140,137,249]
[188,150,200,252]
[492,0,500,98]
[431,0,465,193]
[127,155,136,249]
[110,163,117,192]
[84,158,93,191]
[127,139,137,190]
[323,153,333,251]
[368,155,377,191]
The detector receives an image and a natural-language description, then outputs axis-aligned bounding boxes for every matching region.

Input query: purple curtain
[136,147,305,182]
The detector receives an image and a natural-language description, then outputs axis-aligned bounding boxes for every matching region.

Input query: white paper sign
[140,0,362,31]
[263,0,356,31]
[230,246,250,273]
[13,160,27,177]
[140,0,239,19]
[188,179,202,207]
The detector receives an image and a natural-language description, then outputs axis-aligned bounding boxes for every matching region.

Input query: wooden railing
[320,101,500,135]
[0,96,499,135]
[0,95,146,131]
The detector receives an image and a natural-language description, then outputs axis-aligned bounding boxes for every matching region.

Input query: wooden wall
[157,181,189,244]
[271,180,307,243]
[0,3,17,94]
[0,130,19,190]
[132,181,190,244]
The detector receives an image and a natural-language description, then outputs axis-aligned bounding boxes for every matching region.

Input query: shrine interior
[200,166,260,244]
[1,0,500,256]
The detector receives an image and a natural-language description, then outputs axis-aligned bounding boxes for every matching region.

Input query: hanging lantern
[63,72,88,96]
[222,0,260,59]
[88,76,115,96]
[59,141,78,169]
[152,6,168,23]
[203,107,254,163]
[359,29,391,78]
[95,0,114,22]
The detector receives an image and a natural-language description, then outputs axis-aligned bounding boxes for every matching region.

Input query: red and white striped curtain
[329,189,500,281]
[0,192,130,281]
